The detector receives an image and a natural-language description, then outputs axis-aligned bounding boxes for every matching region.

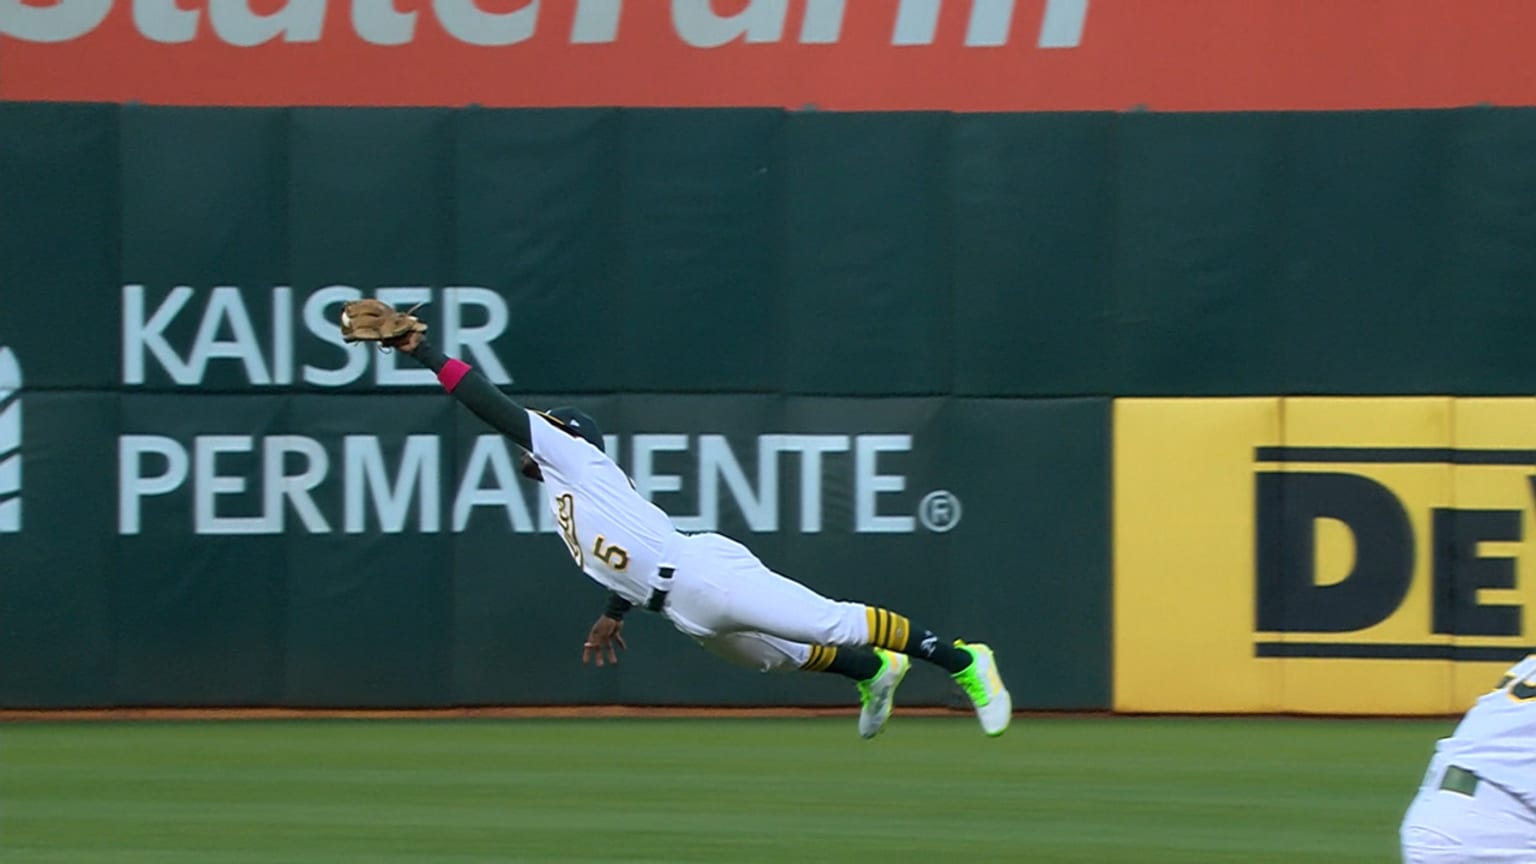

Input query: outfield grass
[1,715,1447,863]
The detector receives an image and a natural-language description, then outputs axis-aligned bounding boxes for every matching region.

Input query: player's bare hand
[389,331,423,353]
[582,616,626,666]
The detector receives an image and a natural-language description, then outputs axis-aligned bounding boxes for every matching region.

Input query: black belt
[1440,765,1479,797]
[645,566,675,612]
[1440,765,1536,816]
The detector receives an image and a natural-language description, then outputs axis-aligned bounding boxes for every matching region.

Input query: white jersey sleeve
[527,410,605,481]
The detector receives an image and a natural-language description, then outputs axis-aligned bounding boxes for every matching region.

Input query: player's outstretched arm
[397,332,533,451]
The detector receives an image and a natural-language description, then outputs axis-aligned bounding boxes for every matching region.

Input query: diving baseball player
[339,299,1011,738]
[1400,653,1536,861]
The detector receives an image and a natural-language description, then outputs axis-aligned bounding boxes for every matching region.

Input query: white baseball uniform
[1401,654,1536,863]
[527,411,874,672]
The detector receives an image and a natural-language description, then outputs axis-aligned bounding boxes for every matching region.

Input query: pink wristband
[438,358,471,393]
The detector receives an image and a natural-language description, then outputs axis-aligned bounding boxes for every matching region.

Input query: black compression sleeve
[408,339,533,451]
[410,339,450,373]
[603,593,634,621]
[448,373,534,451]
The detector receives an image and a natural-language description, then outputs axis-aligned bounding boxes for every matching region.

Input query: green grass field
[1,715,1447,863]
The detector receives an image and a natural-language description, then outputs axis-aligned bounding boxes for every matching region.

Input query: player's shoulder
[529,411,601,459]
[587,452,634,486]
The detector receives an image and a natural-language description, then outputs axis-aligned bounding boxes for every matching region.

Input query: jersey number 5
[554,494,630,571]
[592,536,629,570]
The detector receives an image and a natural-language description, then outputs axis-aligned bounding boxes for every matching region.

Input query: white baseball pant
[1401,757,1536,863]
[657,531,873,671]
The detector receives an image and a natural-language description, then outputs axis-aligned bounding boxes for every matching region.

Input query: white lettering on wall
[453,435,535,532]
[209,0,325,47]
[671,0,785,48]
[0,0,110,42]
[344,435,440,533]
[116,432,947,535]
[122,284,513,388]
[855,434,915,532]
[119,435,190,535]
[4,0,1090,48]
[432,0,539,46]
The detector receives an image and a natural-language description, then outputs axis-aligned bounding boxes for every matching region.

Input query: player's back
[1435,654,1536,802]
[528,412,680,605]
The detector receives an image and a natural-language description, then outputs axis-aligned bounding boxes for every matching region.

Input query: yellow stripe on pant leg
[802,645,836,673]
[817,646,838,672]
[865,608,914,652]
[890,614,910,652]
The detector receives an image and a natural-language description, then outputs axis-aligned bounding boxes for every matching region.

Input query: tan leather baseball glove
[339,299,427,346]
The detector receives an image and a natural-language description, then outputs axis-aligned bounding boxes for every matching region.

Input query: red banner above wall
[3,0,1533,110]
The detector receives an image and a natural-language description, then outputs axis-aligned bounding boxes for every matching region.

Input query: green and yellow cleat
[856,648,910,739]
[951,641,1012,737]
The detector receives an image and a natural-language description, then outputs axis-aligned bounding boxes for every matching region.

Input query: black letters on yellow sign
[1255,472,1523,637]
[1432,509,1521,636]
[1255,472,1414,632]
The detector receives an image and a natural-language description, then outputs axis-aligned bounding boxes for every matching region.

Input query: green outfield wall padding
[4,103,1535,709]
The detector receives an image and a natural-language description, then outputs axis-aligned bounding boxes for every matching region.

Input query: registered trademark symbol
[917,490,962,533]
